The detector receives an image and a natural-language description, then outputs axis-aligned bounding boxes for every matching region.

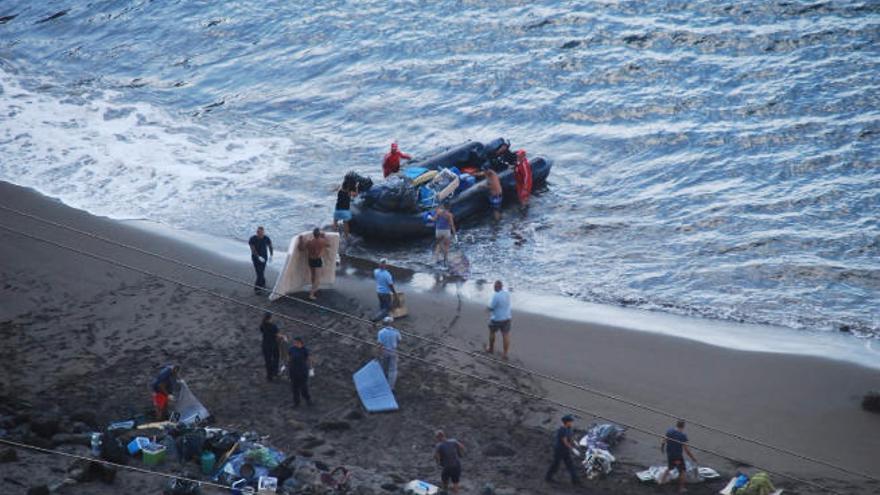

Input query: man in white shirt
[484,280,512,360]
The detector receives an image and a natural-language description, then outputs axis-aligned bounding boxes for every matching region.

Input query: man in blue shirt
[544,414,580,485]
[373,259,397,320]
[377,316,402,390]
[484,280,512,360]
[659,420,698,493]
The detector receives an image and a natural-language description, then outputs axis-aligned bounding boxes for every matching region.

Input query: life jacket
[514,150,532,204]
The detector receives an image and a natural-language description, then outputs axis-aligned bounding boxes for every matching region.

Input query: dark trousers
[262,345,279,380]
[377,293,392,317]
[545,448,578,482]
[290,372,311,406]
[252,256,267,292]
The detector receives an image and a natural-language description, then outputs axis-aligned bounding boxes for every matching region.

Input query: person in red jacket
[382,142,412,177]
[514,149,533,206]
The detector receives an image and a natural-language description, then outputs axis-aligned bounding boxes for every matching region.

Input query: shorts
[667,456,685,471]
[489,319,511,334]
[489,194,502,210]
[436,229,451,240]
[152,392,169,410]
[308,257,323,268]
[334,209,352,221]
[441,464,462,484]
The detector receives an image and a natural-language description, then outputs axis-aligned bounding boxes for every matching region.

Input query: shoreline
[2,181,879,494]
[119,203,880,372]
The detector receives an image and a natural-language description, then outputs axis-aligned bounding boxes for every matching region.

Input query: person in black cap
[545,414,580,485]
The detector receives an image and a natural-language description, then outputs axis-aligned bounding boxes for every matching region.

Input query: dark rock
[71,421,92,433]
[0,447,18,463]
[51,432,91,447]
[314,460,329,471]
[317,420,350,432]
[297,449,313,457]
[69,410,98,428]
[0,415,16,428]
[389,473,406,484]
[863,391,880,413]
[345,409,365,421]
[301,437,325,449]
[380,483,398,492]
[30,413,61,438]
[27,486,50,495]
[320,448,336,456]
[482,443,516,457]
[561,40,581,49]
[480,483,496,495]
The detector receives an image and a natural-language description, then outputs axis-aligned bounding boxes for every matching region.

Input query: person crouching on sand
[151,364,180,420]
[298,227,329,300]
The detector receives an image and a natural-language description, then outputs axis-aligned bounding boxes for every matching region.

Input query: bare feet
[483,344,493,354]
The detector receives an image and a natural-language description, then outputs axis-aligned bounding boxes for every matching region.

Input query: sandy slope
[1,181,877,494]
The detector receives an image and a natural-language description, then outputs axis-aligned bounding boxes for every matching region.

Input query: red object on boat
[514,149,532,204]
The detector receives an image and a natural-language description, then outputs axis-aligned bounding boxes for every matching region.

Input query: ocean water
[1,1,878,338]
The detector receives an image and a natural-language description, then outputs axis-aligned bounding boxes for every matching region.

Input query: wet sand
[1,181,878,494]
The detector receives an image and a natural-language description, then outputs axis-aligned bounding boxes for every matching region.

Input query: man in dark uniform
[248,226,273,294]
[545,414,580,485]
[287,337,313,407]
[259,312,282,381]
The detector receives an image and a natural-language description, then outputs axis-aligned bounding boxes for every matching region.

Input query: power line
[0,222,853,494]
[1,203,876,484]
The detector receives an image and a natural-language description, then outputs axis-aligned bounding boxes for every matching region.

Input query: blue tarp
[353,360,399,412]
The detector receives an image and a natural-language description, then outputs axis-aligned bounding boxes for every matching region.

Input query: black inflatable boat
[349,139,552,239]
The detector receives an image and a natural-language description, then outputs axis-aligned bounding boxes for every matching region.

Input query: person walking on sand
[287,337,313,407]
[382,142,412,177]
[431,203,456,265]
[151,364,180,420]
[259,312,284,382]
[434,430,465,494]
[484,280,512,360]
[298,228,329,300]
[545,414,581,486]
[377,316,402,390]
[484,169,503,221]
[374,258,397,320]
[659,420,698,493]
[249,226,274,294]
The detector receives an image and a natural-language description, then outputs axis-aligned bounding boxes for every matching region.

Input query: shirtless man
[484,169,503,221]
[298,228,329,300]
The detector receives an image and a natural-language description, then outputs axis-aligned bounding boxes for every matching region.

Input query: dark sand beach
[1,181,878,494]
